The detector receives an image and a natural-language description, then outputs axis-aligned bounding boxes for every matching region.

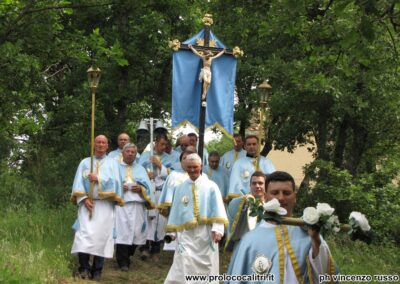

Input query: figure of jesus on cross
[189,44,226,101]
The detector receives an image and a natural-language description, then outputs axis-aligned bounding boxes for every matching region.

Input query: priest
[220,133,246,175]
[203,151,229,202]
[115,143,155,271]
[158,148,196,217]
[226,135,275,202]
[164,153,228,284]
[226,171,338,284]
[70,135,124,281]
[225,171,267,251]
[138,134,173,261]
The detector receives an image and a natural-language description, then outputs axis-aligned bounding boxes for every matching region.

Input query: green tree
[211,0,400,178]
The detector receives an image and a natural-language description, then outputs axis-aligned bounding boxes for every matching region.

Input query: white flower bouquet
[249,199,373,243]
[348,211,373,243]
[248,198,286,223]
[302,203,340,236]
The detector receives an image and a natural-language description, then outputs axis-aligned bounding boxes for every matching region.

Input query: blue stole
[117,161,155,209]
[166,175,228,232]
[71,156,123,205]
[225,195,251,251]
[138,151,173,171]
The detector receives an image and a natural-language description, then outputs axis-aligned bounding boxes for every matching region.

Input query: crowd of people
[70,131,338,283]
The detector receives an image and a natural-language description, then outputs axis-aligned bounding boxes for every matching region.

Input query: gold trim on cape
[275,226,285,284]
[166,216,228,233]
[283,225,303,283]
[226,193,241,203]
[139,185,155,209]
[224,196,247,251]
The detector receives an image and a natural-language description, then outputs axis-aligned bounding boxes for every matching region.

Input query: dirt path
[63,249,232,283]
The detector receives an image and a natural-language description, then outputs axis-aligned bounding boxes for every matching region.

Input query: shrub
[297,160,400,244]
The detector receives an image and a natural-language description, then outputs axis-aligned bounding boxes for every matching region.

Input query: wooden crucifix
[172,14,238,162]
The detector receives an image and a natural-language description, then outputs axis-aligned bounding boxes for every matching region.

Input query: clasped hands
[123,184,142,193]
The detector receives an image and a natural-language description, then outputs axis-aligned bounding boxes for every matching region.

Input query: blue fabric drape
[172,29,237,135]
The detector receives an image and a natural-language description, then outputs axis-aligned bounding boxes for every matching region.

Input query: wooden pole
[89,89,95,219]
[256,106,264,170]
[197,24,210,164]
[281,217,351,233]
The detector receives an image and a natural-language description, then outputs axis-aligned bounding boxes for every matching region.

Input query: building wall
[267,145,314,186]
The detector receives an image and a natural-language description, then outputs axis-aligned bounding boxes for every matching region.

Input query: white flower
[263,198,287,215]
[326,215,341,233]
[302,207,320,225]
[349,212,371,232]
[316,203,335,217]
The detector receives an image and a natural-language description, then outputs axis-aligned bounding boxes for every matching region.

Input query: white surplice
[71,200,115,258]
[164,223,224,284]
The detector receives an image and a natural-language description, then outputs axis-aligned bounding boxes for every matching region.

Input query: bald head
[117,133,130,149]
[94,135,109,157]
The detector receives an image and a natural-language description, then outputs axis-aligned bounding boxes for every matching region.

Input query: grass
[0,205,75,283]
[329,236,400,275]
[0,205,399,283]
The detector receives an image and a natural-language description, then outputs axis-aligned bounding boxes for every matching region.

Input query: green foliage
[0,204,75,283]
[211,0,400,176]
[0,164,42,209]
[206,134,234,156]
[0,0,399,244]
[329,235,400,274]
[1,201,399,282]
[0,264,34,284]
[297,159,400,243]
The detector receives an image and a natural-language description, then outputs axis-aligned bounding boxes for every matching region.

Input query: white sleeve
[159,165,168,178]
[309,238,331,276]
[211,222,225,236]
[77,196,88,205]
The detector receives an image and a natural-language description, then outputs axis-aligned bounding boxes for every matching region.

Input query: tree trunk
[260,136,272,156]
[333,115,349,168]
[315,110,329,161]
[346,122,368,176]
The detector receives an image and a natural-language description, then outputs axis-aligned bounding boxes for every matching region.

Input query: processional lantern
[86,65,101,220]
[257,79,272,107]
[255,79,272,165]
[87,66,101,92]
